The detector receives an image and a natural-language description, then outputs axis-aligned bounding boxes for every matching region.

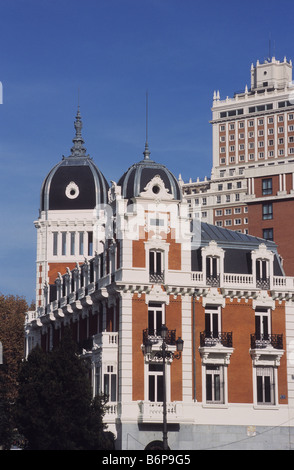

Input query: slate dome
[40,109,109,211]
[118,143,181,201]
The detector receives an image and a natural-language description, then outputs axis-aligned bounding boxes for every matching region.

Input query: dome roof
[118,143,181,201]
[40,109,109,211]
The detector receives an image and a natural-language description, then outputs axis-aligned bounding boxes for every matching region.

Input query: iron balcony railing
[256,277,270,290]
[250,333,283,350]
[143,328,176,346]
[200,331,233,348]
[149,271,165,283]
[206,274,220,287]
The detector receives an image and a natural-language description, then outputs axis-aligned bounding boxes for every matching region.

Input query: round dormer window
[65,181,79,199]
[152,184,160,194]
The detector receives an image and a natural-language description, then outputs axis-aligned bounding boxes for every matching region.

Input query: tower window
[88,231,93,256]
[53,232,58,256]
[79,232,84,256]
[61,232,66,256]
[70,232,75,256]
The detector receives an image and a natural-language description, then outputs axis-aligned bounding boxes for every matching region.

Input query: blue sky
[0,0,294,303]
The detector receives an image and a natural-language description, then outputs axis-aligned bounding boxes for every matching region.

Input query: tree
[0,294,27,401]
[0,294,27,449]
[15,329,114,450]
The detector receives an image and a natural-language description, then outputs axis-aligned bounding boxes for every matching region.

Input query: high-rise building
[182,56,294,275]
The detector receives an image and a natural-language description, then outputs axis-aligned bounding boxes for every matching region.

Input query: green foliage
[15,329,115,450]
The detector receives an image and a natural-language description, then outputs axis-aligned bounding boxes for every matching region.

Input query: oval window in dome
[65,181,80,199]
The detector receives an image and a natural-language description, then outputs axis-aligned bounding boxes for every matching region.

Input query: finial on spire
[143,90,151,160]
[70,106,87,157]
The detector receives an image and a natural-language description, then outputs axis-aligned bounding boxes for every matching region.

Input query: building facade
[182,56,294,276]
[25,108,294,450]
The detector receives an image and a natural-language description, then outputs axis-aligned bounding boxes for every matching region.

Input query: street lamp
[143,324,184,451]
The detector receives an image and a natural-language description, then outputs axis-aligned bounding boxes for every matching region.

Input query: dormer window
[206,256,220,287]
[149,250,164,283]
[256,259,270,289]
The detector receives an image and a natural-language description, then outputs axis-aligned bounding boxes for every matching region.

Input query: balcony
[143,328,176,347]
[250,333,283,350]
[200,331,233,348]
[138,401,182,423]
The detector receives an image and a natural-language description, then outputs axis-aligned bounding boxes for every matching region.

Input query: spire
[143,91,151,160]
[70,107,87,157]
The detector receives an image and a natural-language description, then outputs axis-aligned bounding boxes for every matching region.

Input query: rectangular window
[104,366,117,402]
[79,232,84,256]
[262,178,272,195]
[256,367,275,405]
[262,203,273,220]
[61,232,66,256]
[205,305,220,338]
[148,302,164,337]
[70,232,75,256]
[148,364,163,402]
[206,364,224,404]
[53,232,58,256]
[88,231,93,256]
[263,228,273,241]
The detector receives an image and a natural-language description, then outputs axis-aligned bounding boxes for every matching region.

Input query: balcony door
[148,302,164,337]
[148,363,164,402]
[255,307,270,340]
[205,305,220,339]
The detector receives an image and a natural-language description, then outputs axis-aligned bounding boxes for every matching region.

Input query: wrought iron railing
[143,328,176,346]
[256,277,270,290]
[206,274,220,287]
[200,331,233,348]
[149,271,165,283]
[250,333,283,350]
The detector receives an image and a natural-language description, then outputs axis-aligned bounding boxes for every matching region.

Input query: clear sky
[0,0,294,303]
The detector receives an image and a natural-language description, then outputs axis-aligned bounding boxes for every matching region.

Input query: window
[148,302,164,336]
[262,203,273,220]
[263,228,273,241]
[216,195,221,204]
[215,209,222,216]
[79,232,84,255]
[149,250,164,282]
[206,365,224,404]
[104,365,117,402]
[61,232,67,256]
[234,219,241,225]
[225,219,232,226]
[53,232,58,256]
[205,305,220,338]
[234,208,241,214]
[262,178,272,195]
[148,363,163,402]
[70,232,75,256]
[225,208,231,215]
[88,231,93,256]
[206,257,219,286]
[256,367,275,405]
[255,308,270,340]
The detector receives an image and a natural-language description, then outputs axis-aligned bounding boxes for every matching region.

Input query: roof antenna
[143,90,151,160]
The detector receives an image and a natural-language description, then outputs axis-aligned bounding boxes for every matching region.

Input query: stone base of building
[113,422,294,450]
